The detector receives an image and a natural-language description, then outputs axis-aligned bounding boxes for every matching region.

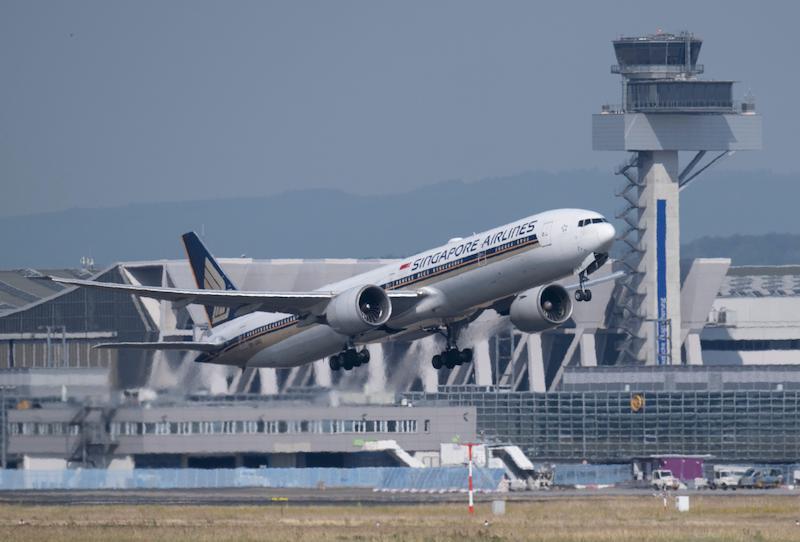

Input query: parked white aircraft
[52,209,616,372]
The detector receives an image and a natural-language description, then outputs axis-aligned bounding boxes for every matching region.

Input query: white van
[651,469,679,490]
[711,465,750,490]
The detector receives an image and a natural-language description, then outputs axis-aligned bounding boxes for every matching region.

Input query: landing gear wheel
[445,349,460,368]
[575,271,592,302]
[432,346,476,370]
[430,323,478,371]
[332,348,369,371]
[341,350,356,370]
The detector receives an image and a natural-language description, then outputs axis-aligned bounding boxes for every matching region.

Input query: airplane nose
[596,223,615,252]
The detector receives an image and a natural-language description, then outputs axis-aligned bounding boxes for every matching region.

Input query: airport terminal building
[2,257,800,469]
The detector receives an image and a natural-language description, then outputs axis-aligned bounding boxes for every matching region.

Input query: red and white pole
[467,442,474,514]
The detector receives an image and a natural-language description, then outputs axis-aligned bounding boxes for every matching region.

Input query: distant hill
[0,169,797,268]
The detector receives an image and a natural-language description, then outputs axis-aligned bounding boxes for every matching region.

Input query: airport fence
[0,467,505,492]
[551,463,632,486]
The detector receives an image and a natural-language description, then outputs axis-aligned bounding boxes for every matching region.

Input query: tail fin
[181,232,237,327]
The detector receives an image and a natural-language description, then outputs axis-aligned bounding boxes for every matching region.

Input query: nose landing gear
[574,271,593,302]
[329,348,370,371]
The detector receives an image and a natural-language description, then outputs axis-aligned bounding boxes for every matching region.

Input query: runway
[1,487,795,506]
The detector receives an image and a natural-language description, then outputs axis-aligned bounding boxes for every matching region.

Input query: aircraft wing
[50,276,422,316]
[93,341,221,351]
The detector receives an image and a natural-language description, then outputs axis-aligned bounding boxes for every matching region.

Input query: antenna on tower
[80,256,95,272]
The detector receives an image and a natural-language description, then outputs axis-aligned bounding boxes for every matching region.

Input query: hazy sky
[1,1,796,217]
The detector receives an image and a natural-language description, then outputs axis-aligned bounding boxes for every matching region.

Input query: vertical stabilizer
[181,232,237,327]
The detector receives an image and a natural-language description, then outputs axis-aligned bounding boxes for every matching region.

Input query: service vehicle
[710,465,750,490]
[651,469,680,490]
[738,468,783,489]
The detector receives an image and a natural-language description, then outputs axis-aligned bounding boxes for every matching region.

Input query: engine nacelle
[325,285,392,336]
[509,284,573,333]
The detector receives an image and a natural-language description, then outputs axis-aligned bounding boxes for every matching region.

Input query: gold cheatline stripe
[204,259,225,290]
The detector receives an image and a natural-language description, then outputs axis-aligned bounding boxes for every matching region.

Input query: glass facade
[10,422,81,436]
[406,390,800,462]
[702,339,800,351]
[626,81,733,112]
[106,418,419,438]
[614,39,702,67]
[11,418,422,439]
[0,268,152,370]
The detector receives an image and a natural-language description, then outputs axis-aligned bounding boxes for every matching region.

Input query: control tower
[593,32,761,365]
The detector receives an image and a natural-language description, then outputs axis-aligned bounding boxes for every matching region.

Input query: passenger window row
[578,218,608,227]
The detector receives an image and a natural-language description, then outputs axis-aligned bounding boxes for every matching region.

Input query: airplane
[51,209,617,372]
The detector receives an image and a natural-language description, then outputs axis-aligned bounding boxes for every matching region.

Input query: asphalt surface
[0,487,796,506]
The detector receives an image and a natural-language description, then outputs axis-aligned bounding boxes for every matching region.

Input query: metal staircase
[67,404,118,467]
[610,154,648,363]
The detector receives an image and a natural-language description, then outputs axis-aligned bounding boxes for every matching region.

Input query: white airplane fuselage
[196,208,614,368]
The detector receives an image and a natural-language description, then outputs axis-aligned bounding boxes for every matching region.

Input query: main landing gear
[432,347,473,370]
[574,271,592,302]
[430,323,473,370]
[329,348,370,371]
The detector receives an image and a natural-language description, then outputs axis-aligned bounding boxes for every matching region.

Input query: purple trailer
[656,456,707,481]
[633,455,712,482]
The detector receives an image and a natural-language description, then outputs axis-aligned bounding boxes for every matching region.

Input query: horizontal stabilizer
[93,341,221,352]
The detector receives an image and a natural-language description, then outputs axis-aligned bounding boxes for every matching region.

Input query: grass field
[0,495,799,541]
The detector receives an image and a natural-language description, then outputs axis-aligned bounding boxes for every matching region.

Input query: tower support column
[638,151,682,364]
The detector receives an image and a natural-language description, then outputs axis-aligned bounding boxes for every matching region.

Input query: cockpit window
[578,217,607,227]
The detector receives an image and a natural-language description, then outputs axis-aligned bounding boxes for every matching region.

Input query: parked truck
[710,465,750,490]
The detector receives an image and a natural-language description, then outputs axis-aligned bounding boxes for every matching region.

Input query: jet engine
[509,284,573,333]
[325,285,392,336]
